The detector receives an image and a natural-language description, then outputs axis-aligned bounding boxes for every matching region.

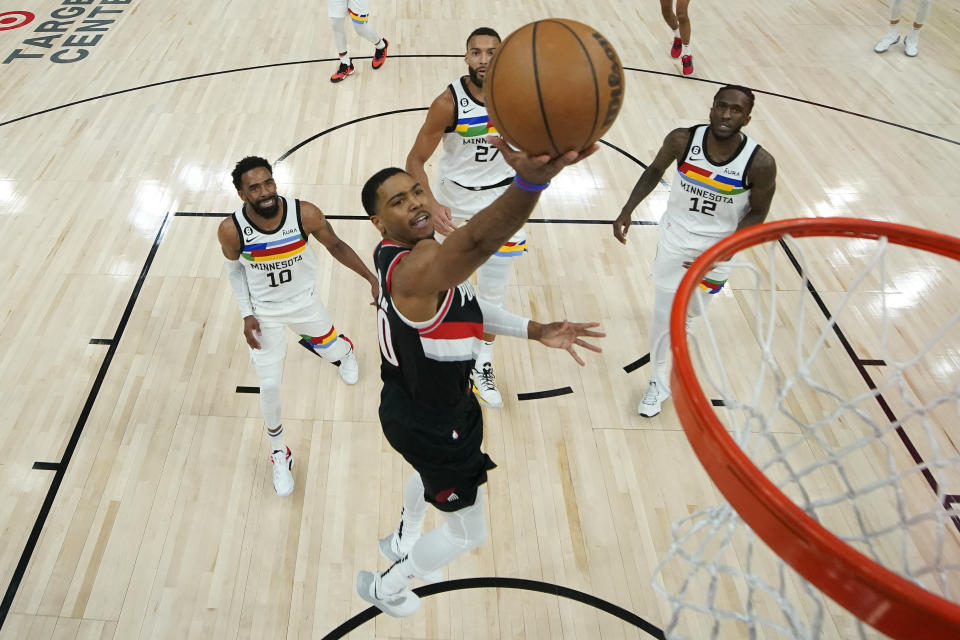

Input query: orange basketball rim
[670,217,960,639]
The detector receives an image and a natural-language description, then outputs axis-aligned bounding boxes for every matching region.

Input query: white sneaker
[355,570,421,617]
[903,30,919,57]
[338,340,359,385]
[270,447,294,497]
[471,362,502,408]
[874,31,900,53]
[637,380,669,418]
[378,531,443,582]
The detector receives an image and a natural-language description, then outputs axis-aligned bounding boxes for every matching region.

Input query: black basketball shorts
[379,382,496,512]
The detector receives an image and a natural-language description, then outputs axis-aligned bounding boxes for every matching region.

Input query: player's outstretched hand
[486,136,599,187]
[613,210,632,244]
[243,315,262,350]
[529,320,605,366]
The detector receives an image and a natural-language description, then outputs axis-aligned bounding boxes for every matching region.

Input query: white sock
[682,44,692,57]
[383,491,487,592]
[339,53,351,66]
[475,340,494,368]
[379,557,414,595]
[887,25,901,38]
[396,474,428,554]
[375,38,386,49]
[268,426,285,454]
[673,28,681,38]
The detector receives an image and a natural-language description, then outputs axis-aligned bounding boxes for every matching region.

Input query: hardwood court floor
[1,1,959,638]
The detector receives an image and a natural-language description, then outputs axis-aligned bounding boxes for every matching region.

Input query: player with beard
[404,27,519,409]
[613,85,777,418]
[218,156,379,497]
[356,139,604,617]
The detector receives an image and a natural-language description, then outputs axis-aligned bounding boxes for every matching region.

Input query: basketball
[485,19,625,156]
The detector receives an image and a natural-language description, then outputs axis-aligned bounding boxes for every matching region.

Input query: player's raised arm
[613,127,690,244]
[405,90,457,234]
[395,139,597,298]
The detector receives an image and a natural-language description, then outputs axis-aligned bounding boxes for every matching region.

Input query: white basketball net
[652,231,960,639]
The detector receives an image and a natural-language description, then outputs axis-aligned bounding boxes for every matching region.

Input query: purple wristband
[513,175,550,192]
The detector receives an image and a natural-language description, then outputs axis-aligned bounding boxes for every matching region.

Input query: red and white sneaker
[270,446,294,497]
[372,38,388,69]
[330,62,355,83]
[670,37,682,59]
[681,54,694,76]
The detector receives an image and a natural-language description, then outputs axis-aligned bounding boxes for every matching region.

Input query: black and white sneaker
[638,380,669,418]
[471,361,502,408]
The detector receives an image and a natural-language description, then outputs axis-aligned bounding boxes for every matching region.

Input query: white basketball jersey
[438,77,514,188]
[661,125,760,252]
[231,197,317,312]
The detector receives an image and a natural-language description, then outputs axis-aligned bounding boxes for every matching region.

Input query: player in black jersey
[355,138,605,617]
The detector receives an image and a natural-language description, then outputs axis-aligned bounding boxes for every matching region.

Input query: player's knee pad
[477,255,514,309]
[440,497,487,551]
[329,17,348,52]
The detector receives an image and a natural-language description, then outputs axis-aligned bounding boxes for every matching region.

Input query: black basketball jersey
[374,240,483,411]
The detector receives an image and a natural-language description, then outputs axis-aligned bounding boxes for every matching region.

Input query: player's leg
[473,227,526,408]
[360,488,488,616]
[407,488,487,577]
[641,285,675,417]
[328,0,356,82]
[641,242,689,417]
[676,0,694,75]
[876,0,906,52]
[289,298,358,384]
[250,318,294,497]
[438,184,516,409]
[346,0,388,69]
[377,472,442,582]
[660,0,683,58]
[642,252,728,418]
[360,394,491,615]
[903,0,932,56]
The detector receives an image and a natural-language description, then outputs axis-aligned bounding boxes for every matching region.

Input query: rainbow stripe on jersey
[455,115,498,138]
[242,235,306,262]
[699,277,727,294]
[348,8,368,24]
[301,327,338,349]
[495,239,527,258]
[678,162,747,195]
